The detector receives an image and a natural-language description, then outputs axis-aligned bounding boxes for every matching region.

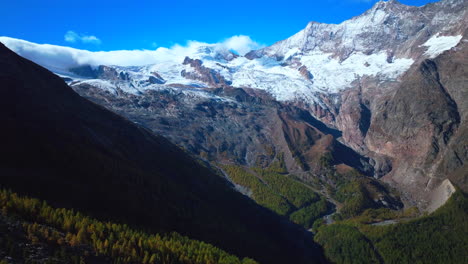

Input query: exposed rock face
[335,88,369,153]
[426,179,456,212]
[298,65,313,81]
[71,82,371,177]
[181,56,232,87]
[365,37,467,208]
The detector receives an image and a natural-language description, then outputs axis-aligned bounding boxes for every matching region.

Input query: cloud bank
[0,35,262,71]
[64,31,101,45]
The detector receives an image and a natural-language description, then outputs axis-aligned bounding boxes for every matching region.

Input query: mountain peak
[375,0,401,7]
[373,0,399,8]
[368,0,406,14]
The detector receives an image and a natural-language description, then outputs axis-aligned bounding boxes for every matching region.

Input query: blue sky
[2,0,438,51]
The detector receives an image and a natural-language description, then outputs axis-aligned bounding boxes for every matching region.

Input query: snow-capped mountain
[250,0,465,59]
[244,0,465,100]
[1,0,467,210]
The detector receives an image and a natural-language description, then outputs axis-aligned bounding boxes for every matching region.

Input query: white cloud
[64,31,79,43]
[64,30,101,45]
[220,35,263,56]
[0,35,263,71]
[81,35,101,44]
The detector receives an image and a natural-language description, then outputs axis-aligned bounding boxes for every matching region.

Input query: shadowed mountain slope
[0,43,325,264]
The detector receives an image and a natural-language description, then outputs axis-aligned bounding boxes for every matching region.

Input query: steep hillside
[0,43,324,264]
[366,41,468,208]
[0,189,256,264]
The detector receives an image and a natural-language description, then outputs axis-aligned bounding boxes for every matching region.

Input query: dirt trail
[291,175,342,225]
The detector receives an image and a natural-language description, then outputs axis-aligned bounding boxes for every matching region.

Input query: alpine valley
[1,0,467,263]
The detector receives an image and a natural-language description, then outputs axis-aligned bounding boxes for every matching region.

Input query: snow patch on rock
[421,34,463,58]
[300,51,413,93]
[223,50,413,102]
